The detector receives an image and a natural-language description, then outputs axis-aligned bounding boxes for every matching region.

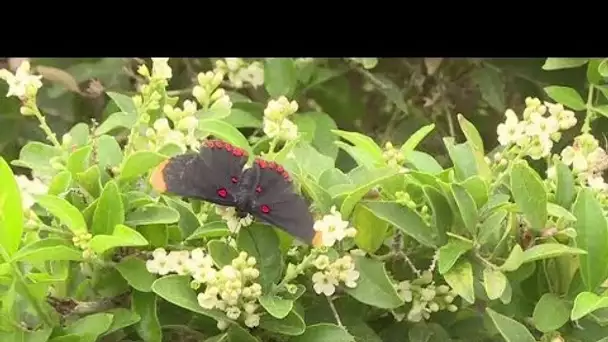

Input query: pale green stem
[327,296,343,327]
[276,251,316,289]
[582,84,596,133]
[32,107,61,147]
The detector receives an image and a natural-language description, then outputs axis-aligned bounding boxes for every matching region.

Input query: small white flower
[527,136,553,160]
[146,248,172,275]
[226,306,241,320]
[15,175,48,209]
[166,250,191,275]
[215,205,253,234]
[312,206,356,247]
[244,313,261,328]
[525,115,559,140]
[153,118,171,135]
[239,62,264,88]
[561,146,588,172]
[588,175,608,192]
[340,269,360,288]
[197,291,218,309]
[0,61,43,99]
[496,110,524,146]
[313,255,331,270]
[312,271,337,296]
[216,320,229,330]
[151,58,172,80]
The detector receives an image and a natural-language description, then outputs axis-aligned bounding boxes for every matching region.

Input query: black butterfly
[150,139,320,245]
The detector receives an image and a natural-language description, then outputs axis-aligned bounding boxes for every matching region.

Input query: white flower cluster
[154,99,200,152]
[146,248,263,328]
[262,96,299,141]
[215,205,254,234]
[214,58,264,89]
[312,206,357,247]
[192,70,232,116]
[15,174,48,210]
[311,254,360,296]
[556,133,608,192]
[394,271,458,322]
[0,60,44,116]
[496,97,577,160]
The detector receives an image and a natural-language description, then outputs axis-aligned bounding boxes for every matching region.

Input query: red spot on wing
[203,139,249,158]
[255,158,291,181]
[217,188,228,198]
[260,204,271,214]
[255,185,262,193]
[231,176,239,184]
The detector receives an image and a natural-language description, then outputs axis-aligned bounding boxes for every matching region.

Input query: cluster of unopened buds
[393,271,458,322]
[146,248,263,328]
[262,96,299,142]
[312,205,357,247]
[214,58,264,89]
[496,97,577,160]
[394,191,431,223]
[215,205,254,234]
[72,231,95,259]
[192,70,232,116]
[311,255,360,296]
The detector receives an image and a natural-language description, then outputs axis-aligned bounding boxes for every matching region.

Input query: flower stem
[582,84,596,133]
[327,296,343,327]
[33,107,61,147]
[277,251,316,289]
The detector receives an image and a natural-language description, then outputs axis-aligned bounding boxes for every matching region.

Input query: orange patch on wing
[150,160,169,192]
[312,231,323,248]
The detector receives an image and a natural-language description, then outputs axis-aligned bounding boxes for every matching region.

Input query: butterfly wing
[245,159,317,244]
[150,140,248,206]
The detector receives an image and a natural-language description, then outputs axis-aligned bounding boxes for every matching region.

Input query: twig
[327,296,343,327]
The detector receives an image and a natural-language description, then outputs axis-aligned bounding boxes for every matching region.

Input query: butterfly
[149,139,321,246]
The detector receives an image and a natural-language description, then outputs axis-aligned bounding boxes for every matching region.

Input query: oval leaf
[35,194,87,234]
[510,161,547,231]
[486,307,536,342]
[343,256,404,309]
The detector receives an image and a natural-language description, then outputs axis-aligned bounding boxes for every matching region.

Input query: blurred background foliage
[1,57,605,175]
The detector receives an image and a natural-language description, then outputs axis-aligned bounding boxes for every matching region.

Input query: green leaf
[599,58,608,77]
[92,180,124,235]
[35,194,87,234]
[547,202,577,221]
[457,114,485,152]
[0,157,23,257]
[571,291,608,320]
[352,204,389,253]
[66,145,92,176]
[461,176,489,209]
[289,323,355,342]
[47,170,72,196]
[186,221,230,240]
[304,111,339,159]
[451,183,479,236]
[11,238,83,263]
[443,259,475,304]
[499,244,525,272]
[259,309,305,336]
[237,224,282,291]
[224,105,262,128]
[483,268,507,300]
[119,151,167,182]
[95,111,137,135]
[89,224,149,254]
[400,123,435,157]
[340,167,398,217]
[104,308,141,336]
[64,313,113,340]
[555,161,575,209]
[107,91,137,115]
[542,58,589,70]
[331,129,384,167]
[573,188,608,291]
[227,324,258,342]
[344,256,404,309]
[198,118,253,157]
[532,293,570,332]
[132,290,162,342]
[473,65,505,112]
[543,86,586,111]
[97,135,124,169]
[290,142,335,180]
[510,161,547,231]
[152,275,227,321]
[438,238,473,274]
[125,204,179,226]
[11,142,62,178]
[443,139,478,181]
[163,196,201,238]
[486,308,536,342]
[422,186,451,245]
[115,256,157,292]
[478,209,508,246]
[207,239,238,267]
[406,151,444,175]
[264,58,298,98]
[259,294,293,319]
[361,201,436,247]
[75,165,101,197]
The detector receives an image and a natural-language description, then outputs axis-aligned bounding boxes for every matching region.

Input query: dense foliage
[0,57,607,342]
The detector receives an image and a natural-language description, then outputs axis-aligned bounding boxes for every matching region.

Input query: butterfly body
[150,139,320,245]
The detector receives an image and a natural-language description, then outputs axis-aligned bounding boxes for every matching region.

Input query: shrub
[0,57,607,342]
